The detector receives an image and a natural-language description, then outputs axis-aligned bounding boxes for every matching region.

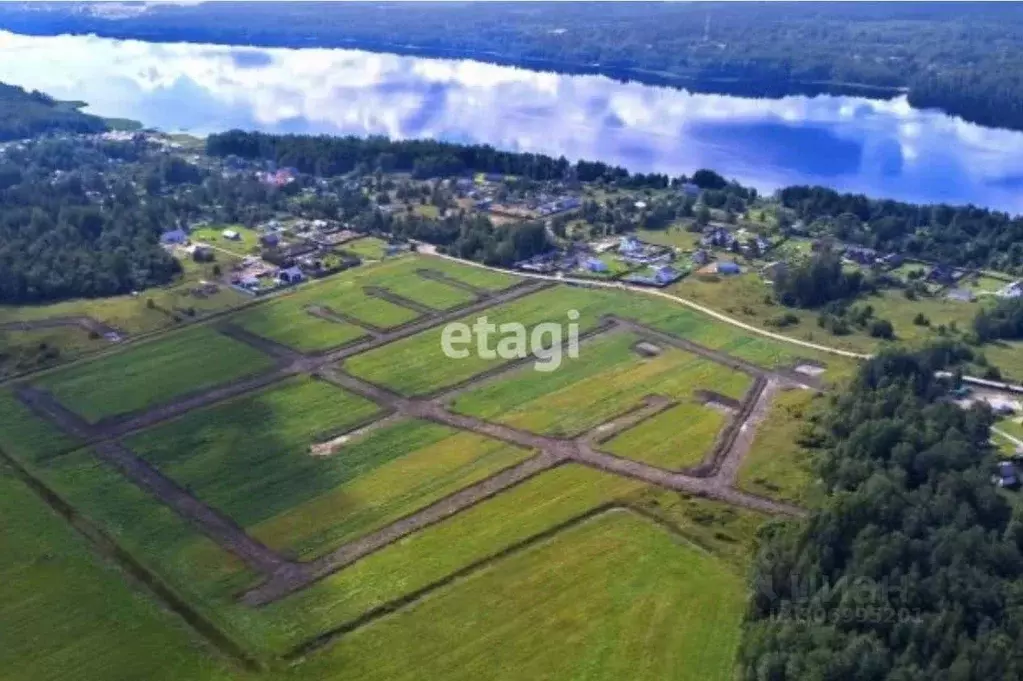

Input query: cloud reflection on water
[3,30,1023,210]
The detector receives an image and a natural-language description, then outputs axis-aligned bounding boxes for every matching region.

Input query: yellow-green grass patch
[190,224,262,256]
[416,256,522,291]
[0,469,234,681]
[605,402,728,469]
[260,464,645,653]
[454,331,749,446]
[347,284,841,396]
[0,256,246,337]
[250,419,533,560]
[0,325,109,378]
[233,299,367,352]
[290,510,745,681]
[636,226,701,250]
[125,377,383,531]
[367,265,475,310]
[737,388,823,505]
[35,325,276,423]
[343,237,391,260]
[344,286,618,395]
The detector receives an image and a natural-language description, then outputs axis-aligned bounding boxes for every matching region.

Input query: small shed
[585,258,608,273]
[222,229,240,240]
[160,229,187,245]
[717,261,741,276]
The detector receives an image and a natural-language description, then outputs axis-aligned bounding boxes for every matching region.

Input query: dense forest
[0,82,107,141]
[0,138,184,302]
[207,130,675,188]
[9,3,1023,131]
[741,347,1023,679]
[778,185,1023,274]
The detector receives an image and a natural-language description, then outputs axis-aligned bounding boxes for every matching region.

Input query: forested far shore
[6,2,1023,131]
[0,82,107,142]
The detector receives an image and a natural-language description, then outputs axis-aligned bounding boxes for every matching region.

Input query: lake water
[4,30,1023,212]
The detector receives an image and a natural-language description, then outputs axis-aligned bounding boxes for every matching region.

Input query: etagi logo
[440,310,580,372]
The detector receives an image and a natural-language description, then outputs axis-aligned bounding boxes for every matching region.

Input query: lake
[4,29,1023,212]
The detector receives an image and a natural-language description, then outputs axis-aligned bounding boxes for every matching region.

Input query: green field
[605,402,728,469]
[344,286,617,395]
[0,325,109,378]
[190,224,262,256]
[452,331,748,468]
[346,283,835,397]
[344,237,392,260]
[233,299,368,352]
[737,388,822,504]
[0,389,80,464]
[290,510,746,681]
[416,257,521,291]
[360,259,477,310]
[250,419,533,559]
[125,377,383,534]
[0,468,233,681]
[36,325,276,423]
[0,255,246,337]
[635,225,701,250]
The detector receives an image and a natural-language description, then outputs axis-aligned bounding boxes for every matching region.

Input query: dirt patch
[309,414,402,457]
[693,390,742,412]
[794,363,826,377]
[632,340,662,357]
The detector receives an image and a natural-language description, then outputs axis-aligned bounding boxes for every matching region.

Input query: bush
[913,312,930,326]
[869,318,895,339]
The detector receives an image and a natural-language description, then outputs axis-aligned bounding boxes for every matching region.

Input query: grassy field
[636,225,702,250]
[343,237,391,260]
[605,402,728,469]
[452,331,748,468]
[289,510,746,681]
[233,299,368,352]
[0,389,80,464]
[344,286,617,395]
[0,255,246,335]
[125,377,383,532]
[250,419,533,559]
[0,325,109,379]
[737,388,823,504]
[190,224,262,256]
[36,325,276,423]
[416,256,522,291]
[0,467,234,681]
[366,265,476,310]
[348,283,847,397]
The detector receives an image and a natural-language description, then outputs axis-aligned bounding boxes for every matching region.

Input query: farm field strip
[3,267,833,672]
[285,509,746,681]
[32,325,277,423]
[231,299,369,353]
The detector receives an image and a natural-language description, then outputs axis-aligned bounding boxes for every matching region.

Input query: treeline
[772,254,868,309]
[0,82,107,142]
[741,347,1023,679]
[355,206,551,267]
[12,3,1023,131]
[779,185,1023,273]
[207,130,677,188]
[974,298,1023,343]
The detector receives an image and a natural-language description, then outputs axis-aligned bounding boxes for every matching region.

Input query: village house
[160,228,188,246]
[278,266,305,285]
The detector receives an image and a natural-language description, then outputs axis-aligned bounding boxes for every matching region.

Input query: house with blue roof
[160,229,187,246]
